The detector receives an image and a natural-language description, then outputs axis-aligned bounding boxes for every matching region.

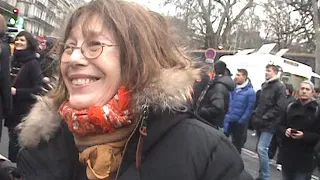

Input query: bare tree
[311,0,320,87]
[285,0,320,87]
[230,5,263,49]
[261,0,308,50]
[164,0,254,49]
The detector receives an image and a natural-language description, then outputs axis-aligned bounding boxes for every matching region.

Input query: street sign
[205,48,216,59]
[205,58,214,64]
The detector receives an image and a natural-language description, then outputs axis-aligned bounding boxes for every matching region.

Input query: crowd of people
[0,13,58,179]
[0,0,320,180]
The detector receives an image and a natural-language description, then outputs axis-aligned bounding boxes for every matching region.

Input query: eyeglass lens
[82,41,103,59]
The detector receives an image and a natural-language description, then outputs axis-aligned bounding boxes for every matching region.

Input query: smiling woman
[15,1,252,180]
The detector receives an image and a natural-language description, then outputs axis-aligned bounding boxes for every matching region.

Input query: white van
[218,44,320,91]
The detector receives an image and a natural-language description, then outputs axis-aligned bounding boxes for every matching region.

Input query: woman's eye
[86,41,101,52]
[63,44,74,54]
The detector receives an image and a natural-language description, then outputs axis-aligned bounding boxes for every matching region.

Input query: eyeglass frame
[61,40,119,60]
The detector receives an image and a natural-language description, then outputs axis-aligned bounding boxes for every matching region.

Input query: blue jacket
[224,80,256,131]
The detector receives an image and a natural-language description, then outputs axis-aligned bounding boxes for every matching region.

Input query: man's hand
[285,128,292,137]
[11,87,16,96]
[0,160,21,180]
[291,130,304,139]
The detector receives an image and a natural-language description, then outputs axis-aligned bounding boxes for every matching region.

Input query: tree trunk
[312,0,320,88]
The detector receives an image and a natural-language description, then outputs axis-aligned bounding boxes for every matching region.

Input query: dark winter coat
[252,78,286,132]
[5,50,43,128]
[0,34,12,140]
[17,69,252,180]
[224,80,256,130]
[277,99,320,172]
[194,74,235,127]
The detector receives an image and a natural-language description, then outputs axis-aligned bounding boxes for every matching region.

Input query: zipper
[115,119,141,180]
[115,104,149,180]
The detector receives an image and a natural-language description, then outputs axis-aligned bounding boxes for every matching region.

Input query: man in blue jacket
[224,69,256,153]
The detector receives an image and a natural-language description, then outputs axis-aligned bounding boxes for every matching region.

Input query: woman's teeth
[71,78,97,85]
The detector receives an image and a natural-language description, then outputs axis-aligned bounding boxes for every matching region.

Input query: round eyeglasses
[62,40,118,60]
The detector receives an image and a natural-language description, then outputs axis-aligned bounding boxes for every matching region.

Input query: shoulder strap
[194,79,215,112]
[11,65,25,86]
[286,102,294,115]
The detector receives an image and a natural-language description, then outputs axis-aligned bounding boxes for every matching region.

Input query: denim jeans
[257,131,274,180]
[282,168,312,180]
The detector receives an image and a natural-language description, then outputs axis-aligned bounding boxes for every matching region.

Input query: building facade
[0,0,86,36]
[0,0,17,22]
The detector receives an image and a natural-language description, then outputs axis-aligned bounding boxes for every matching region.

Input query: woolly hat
[214,61,226,75]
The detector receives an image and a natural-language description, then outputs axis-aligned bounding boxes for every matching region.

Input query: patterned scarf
[58,86,133,180]
[59,86,132,136]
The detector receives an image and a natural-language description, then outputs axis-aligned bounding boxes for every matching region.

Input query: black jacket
[17,110,252,180]
[0,37,12,119]
[194,75,235,127]
[5,54,43,128]
[285,95,296,105]
[0,36,12,141]
[277,100,320,172]
[252,78,286,132]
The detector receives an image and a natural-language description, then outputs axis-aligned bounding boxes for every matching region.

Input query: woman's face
[60,18,121,110]
[15,36,28,50]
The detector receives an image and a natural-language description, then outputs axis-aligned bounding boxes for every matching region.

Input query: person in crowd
[277,80,320,180]
[37,37,59,94]
[38,37,59,78]
[224,69,256,153]
[192,61,212,106]
[268,83,295,171]
[252,64,286,180]
[0,14,12,142]
[16,1,252,180]
[4,31,43,162]
[315,88,320,101]
[193,60,235,128]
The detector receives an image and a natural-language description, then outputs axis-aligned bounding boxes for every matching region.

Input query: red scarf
[59,86,132,136]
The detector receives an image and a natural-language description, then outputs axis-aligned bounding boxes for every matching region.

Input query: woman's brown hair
[49,0,192,106]
[0,14,7,34]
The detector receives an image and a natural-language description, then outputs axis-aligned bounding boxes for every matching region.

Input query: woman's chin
[68,96,97,110]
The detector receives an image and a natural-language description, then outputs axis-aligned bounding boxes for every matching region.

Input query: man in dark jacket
[252,64,286,180]
[268,83,295,165]
[224,69,256,153]
[194,61,235,128]
[0,19,13,142]
[277,80,320,180]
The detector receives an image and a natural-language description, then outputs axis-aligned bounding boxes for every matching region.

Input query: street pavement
[0,125,319,179]
[244,129,320,180]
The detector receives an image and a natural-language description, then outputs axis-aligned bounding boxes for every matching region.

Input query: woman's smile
[68,73,101,88]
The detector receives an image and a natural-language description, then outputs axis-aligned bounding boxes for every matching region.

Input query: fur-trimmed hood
[18,68,199,147]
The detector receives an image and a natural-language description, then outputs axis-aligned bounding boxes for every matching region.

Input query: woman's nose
[68,49,89,66]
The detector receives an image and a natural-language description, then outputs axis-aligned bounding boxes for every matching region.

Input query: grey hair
[300,80,315,92]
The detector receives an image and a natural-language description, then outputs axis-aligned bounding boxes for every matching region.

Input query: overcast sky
[126,0,176,15]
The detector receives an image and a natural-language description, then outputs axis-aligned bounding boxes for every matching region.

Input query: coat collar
[18,68,199,147]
